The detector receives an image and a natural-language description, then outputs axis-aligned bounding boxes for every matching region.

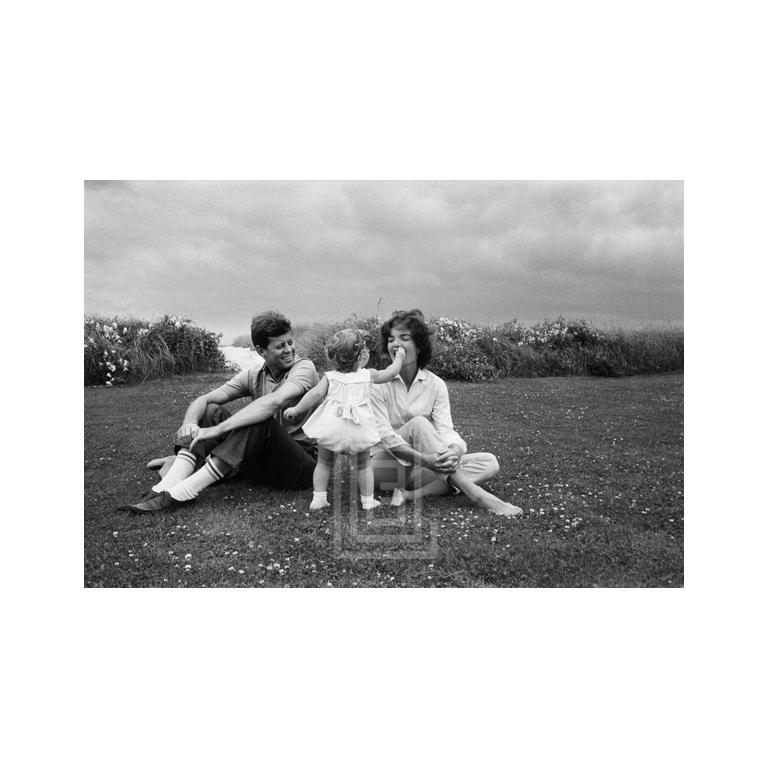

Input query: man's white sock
[168,458,225,502]
[152,450,197,493]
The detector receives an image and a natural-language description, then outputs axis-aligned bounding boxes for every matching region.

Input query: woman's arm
[384,441,443,471]
[284,376,330,423]
[368,386,443,471]
[431,378,468,457]
[369,347,406,384]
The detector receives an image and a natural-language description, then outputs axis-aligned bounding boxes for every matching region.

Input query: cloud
[84,180,683,340]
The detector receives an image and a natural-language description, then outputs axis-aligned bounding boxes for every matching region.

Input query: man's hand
[189,425,220,450]
[175,422,200,448]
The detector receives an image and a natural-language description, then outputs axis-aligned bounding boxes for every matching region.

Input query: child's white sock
[390,488,407,507]
[152,449,197,492]
[167,458,225,502]
[310,491,329,510]
[361,494,380,510]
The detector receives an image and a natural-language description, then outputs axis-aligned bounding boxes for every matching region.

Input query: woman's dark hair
[250,311,292,349]
[327,329,366,373]
[379,309,433,369]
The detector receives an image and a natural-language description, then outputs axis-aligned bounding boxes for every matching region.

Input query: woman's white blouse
[369,369,467,454]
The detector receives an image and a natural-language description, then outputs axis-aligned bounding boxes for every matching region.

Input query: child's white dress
[302,369,380,453]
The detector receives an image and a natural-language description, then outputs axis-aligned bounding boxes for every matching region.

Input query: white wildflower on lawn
[184,553,192,560]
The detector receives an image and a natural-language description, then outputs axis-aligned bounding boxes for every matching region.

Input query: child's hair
[326,329,366,373]
[355,329,375,352]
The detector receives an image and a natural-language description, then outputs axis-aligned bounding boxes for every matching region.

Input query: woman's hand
[420,452,442,472]
[435,446,461,473]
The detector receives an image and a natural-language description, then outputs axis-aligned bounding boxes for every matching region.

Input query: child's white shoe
[390,488,407,507]
[310,492,330,511]
[360,495,380,510]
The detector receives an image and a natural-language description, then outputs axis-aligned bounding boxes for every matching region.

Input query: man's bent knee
[202,403,226,423]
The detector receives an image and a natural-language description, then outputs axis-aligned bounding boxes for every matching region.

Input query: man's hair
[379,309,433,369]
[327,329,366,373]
[250,311,292,348]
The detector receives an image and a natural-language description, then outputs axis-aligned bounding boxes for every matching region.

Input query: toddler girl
[284,329,406,510]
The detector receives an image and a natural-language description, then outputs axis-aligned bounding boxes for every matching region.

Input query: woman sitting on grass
[370,309,523,517]
[284,329,407,511]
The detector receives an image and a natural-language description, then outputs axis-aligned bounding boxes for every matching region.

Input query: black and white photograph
[84,180,683,587]
[8,1,764,765]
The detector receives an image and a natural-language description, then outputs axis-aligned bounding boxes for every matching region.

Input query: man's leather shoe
[125,491,189,514]
[116,488,162,512]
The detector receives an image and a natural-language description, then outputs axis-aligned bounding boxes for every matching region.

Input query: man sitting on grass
[119,311,319,513]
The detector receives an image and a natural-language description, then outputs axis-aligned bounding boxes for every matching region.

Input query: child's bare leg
[352,450,380,509]
[310,447,334,510]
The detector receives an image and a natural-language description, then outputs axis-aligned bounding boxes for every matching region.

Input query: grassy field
[84,373,683,587]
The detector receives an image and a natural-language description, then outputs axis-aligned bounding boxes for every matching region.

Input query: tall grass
[295,314,385,372]
[84,315,227,386]
[299,314,683,381]
[86,312,683,386]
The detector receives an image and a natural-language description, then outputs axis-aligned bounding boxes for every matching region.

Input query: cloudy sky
[84,180,683,343]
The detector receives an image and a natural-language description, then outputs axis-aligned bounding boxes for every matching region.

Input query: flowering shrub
[429,317,498,381]
[84,321,132,386]
[429,316,679,380]
[84,315,226,386]
[496,316,606,349]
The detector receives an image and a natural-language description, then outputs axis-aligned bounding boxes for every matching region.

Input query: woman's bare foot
[447,470,523,517]
[483,498,524,517]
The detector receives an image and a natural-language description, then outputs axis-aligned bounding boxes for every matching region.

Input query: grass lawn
[84,373,683,587]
